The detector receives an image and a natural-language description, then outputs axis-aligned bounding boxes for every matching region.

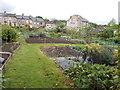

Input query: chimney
[4,11,6,13]
[22,13,24,16]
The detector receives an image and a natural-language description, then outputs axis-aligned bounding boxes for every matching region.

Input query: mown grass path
[3,43,71,88]
[3,33,82,88]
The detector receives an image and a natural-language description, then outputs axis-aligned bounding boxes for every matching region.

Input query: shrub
[37,32,46,37]
[64,62,119,89]
[2,25,18,42]
[83,43,114,65]
[75,40,86,44]
[73,43,114,65]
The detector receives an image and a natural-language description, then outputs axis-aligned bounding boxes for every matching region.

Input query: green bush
[37,32,46,37]
[83,43,113,65]
[73,43,114,65]
[76,40,86,44]
[2,25,19,42]
[64,62,119,89]
[114,36,120,44]
[73,46,84,50]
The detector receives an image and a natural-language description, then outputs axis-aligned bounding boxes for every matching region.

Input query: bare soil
[40,46,80,57]
[0,43,20,67]
[2,43,20,53]
[26,36,78,44]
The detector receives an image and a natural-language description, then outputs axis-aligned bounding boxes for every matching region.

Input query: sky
[0,0,119,25]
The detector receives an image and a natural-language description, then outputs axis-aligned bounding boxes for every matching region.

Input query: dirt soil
[26,36,78,44]
[40,46,80,57]
[2,43,20,53]
[0,43,20,67]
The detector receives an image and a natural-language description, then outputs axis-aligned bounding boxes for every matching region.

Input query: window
[22,20,24,23]
[0,17,2,20]
[14,19,16,21]
[4,17,7,20]
[26,20,29,23]
[18,20,20,23]
[30,20,32,23]
[9,18,11,21]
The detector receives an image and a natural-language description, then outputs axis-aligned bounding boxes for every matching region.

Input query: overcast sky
[0,0,119,24]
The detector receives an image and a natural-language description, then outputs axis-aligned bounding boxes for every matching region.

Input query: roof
[0,13,15,17]
[69,15,90,23]
[78,15,89,22]
[15,15,23,19]
[45,21,56,24]
[36,18,44,22]
[30,17,36,21]
[23,16,30,20]
[0,13,4,16]
[6,13,16,17]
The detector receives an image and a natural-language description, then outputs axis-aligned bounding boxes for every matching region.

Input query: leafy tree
[74,43,114,65]
[114,28,120,44]
[79,26,96,43]
[2,25,18,42]
[98,27,114,41]
[36,16,43,19]
[54,24,65,33]
[107,18,118,29]
[108,18,116,27]
[44,18,49,22]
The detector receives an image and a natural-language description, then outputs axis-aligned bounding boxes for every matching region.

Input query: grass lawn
[3,34,82,88]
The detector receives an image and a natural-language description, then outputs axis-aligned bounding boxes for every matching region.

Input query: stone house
[67,15,92,30]
[45,22,58,30]
[36,18,45,28]
[0,11,17,27]
[0,11,45,28]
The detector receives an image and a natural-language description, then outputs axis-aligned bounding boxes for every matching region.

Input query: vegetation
[2,18,120,89]
[73,43,114,65]
[2,25,19,42]
[36,16,43,19]
[98,27,114,41]
[54,24,66,33]
[3,34,76,88]
[64,62,119,89]
[29,32,46,37]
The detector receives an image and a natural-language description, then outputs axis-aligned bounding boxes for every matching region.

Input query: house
[0,11,17,27]
[45,22,58,30]
[36,18,45,28]
[0,11,45,28]
[23,15,31,26]
[15,15,24,27]
[67,15,92,30]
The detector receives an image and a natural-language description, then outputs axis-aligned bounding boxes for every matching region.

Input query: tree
[54,24,65,33]
[98,27,114,41]
[36,16,43,19]
[79,26,96,43]
[44,18,49,22]
[82,43,113,65]
[2,25,18,42]
[108,18,116,26]
[107,18,118,29]
[114,27,120,44]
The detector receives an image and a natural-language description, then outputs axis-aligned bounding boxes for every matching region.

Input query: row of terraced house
[0,11,92,30]
[0,11,45,28]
